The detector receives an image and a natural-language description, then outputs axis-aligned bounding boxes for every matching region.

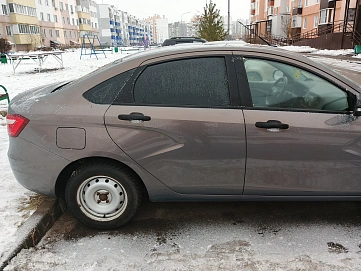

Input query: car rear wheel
[65,162,142,229]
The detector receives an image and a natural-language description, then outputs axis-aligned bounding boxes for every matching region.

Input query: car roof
[119,42,296,64]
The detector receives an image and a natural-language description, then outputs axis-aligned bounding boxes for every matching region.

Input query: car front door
[237,55,361,196]
[105,53,247,195]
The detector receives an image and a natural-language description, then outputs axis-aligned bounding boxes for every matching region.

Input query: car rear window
[83,69,135,104]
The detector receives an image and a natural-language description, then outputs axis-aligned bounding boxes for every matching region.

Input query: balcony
[292,7,302,15]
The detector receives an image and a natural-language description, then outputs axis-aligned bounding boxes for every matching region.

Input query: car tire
[65,161,142,229]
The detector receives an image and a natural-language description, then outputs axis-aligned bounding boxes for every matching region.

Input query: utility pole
[227,0,230,40]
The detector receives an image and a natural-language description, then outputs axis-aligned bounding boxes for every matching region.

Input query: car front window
[243,57,349,112]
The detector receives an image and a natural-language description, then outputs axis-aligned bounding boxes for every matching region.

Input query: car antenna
[237,21,276,47]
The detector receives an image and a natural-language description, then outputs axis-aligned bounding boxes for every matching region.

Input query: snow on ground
[281,46,356,56]
[0,45,361,261]
[0,48,133,257]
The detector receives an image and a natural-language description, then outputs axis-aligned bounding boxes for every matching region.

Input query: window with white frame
[303,18,307,29]
[43,28,46,37]
[2,4,8,15]
[320,8,334,24]
[8,3,37,16]
[64,30,67,38]
[49,29,52,37]
[45,0,49,6]
[314,15,319,28]
[40,12,44,20]
[54,14,58,22]
[56,30,59,37]
[38,0,42,4]
[6,26,12,36]
[47,13,51,21]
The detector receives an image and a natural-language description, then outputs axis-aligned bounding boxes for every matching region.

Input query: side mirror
[273,70,284,81]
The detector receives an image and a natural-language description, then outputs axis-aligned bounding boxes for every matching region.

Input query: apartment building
[0,0,41,51]
[249,0,360,48]
[97,4,153,47]
[1,0,156,51]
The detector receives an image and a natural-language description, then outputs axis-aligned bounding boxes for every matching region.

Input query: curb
[0,198,66,270]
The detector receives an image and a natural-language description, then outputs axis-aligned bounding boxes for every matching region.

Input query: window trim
[112,55,240,108]
[236,54,355,114]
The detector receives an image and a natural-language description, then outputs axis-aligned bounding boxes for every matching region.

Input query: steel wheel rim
[77,176,128,222]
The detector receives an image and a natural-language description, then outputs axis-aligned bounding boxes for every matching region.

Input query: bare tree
[281,15,291,39]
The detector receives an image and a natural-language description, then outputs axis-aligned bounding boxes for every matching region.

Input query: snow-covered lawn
[0,45,361,259]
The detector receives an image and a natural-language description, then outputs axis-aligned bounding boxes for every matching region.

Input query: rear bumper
[8,137,70,197]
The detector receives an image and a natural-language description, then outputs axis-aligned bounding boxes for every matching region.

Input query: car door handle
[255,120,289,129]
[118,112,151,121]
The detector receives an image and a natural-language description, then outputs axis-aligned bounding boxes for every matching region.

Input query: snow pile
[280,46,318,53]
[311,49,354,56]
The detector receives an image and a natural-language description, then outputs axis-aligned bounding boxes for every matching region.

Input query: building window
[72,18,75,25]
[45,0,49,6]
[305,0,309,6]
[6,26,12,36]
[62,16,65,24]
[54,14,58,23]
[60,2,64,10]
[67,17,70,24]
[303,18,307,29]
[69,31,72,37]
[95,23,97,28]
[47,13,51,21]
[65,3,68,10]
[64,30,67,38]
[56,30,60,37]
[43,28,46,37]
[49,29,53,37]
[38,0,42,4]
[2,4,8,15]
[70,5,73,13]
[320,8,334,25]
[40,12,44,20]
[314,16,319,28]
[52,0,56,8]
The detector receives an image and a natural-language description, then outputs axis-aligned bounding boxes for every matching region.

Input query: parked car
[162,37,207,46]
[7,43,361,229]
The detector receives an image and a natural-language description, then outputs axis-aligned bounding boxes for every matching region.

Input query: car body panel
[243,110,361,196]
[105,106,246,195]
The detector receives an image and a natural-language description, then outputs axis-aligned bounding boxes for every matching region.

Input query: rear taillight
[6,114,29,137]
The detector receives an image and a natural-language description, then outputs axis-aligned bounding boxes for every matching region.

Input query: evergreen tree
[198,1,227,41]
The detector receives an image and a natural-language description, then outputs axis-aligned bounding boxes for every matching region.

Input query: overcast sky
[95,0,250,23]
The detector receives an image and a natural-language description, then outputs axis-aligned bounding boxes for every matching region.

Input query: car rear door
[105,51,247,195]
[234,53,361,196]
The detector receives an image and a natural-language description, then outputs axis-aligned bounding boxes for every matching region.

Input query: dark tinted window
[83,69,135,104]
[134,57,230,107]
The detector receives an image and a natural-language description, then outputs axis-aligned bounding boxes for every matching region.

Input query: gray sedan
[7,43,361,229]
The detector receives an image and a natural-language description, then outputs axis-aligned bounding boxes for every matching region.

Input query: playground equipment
[0,85,10,104]
[80,34,107,60]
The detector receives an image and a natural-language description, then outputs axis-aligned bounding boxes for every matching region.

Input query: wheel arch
[55,156,149,199]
